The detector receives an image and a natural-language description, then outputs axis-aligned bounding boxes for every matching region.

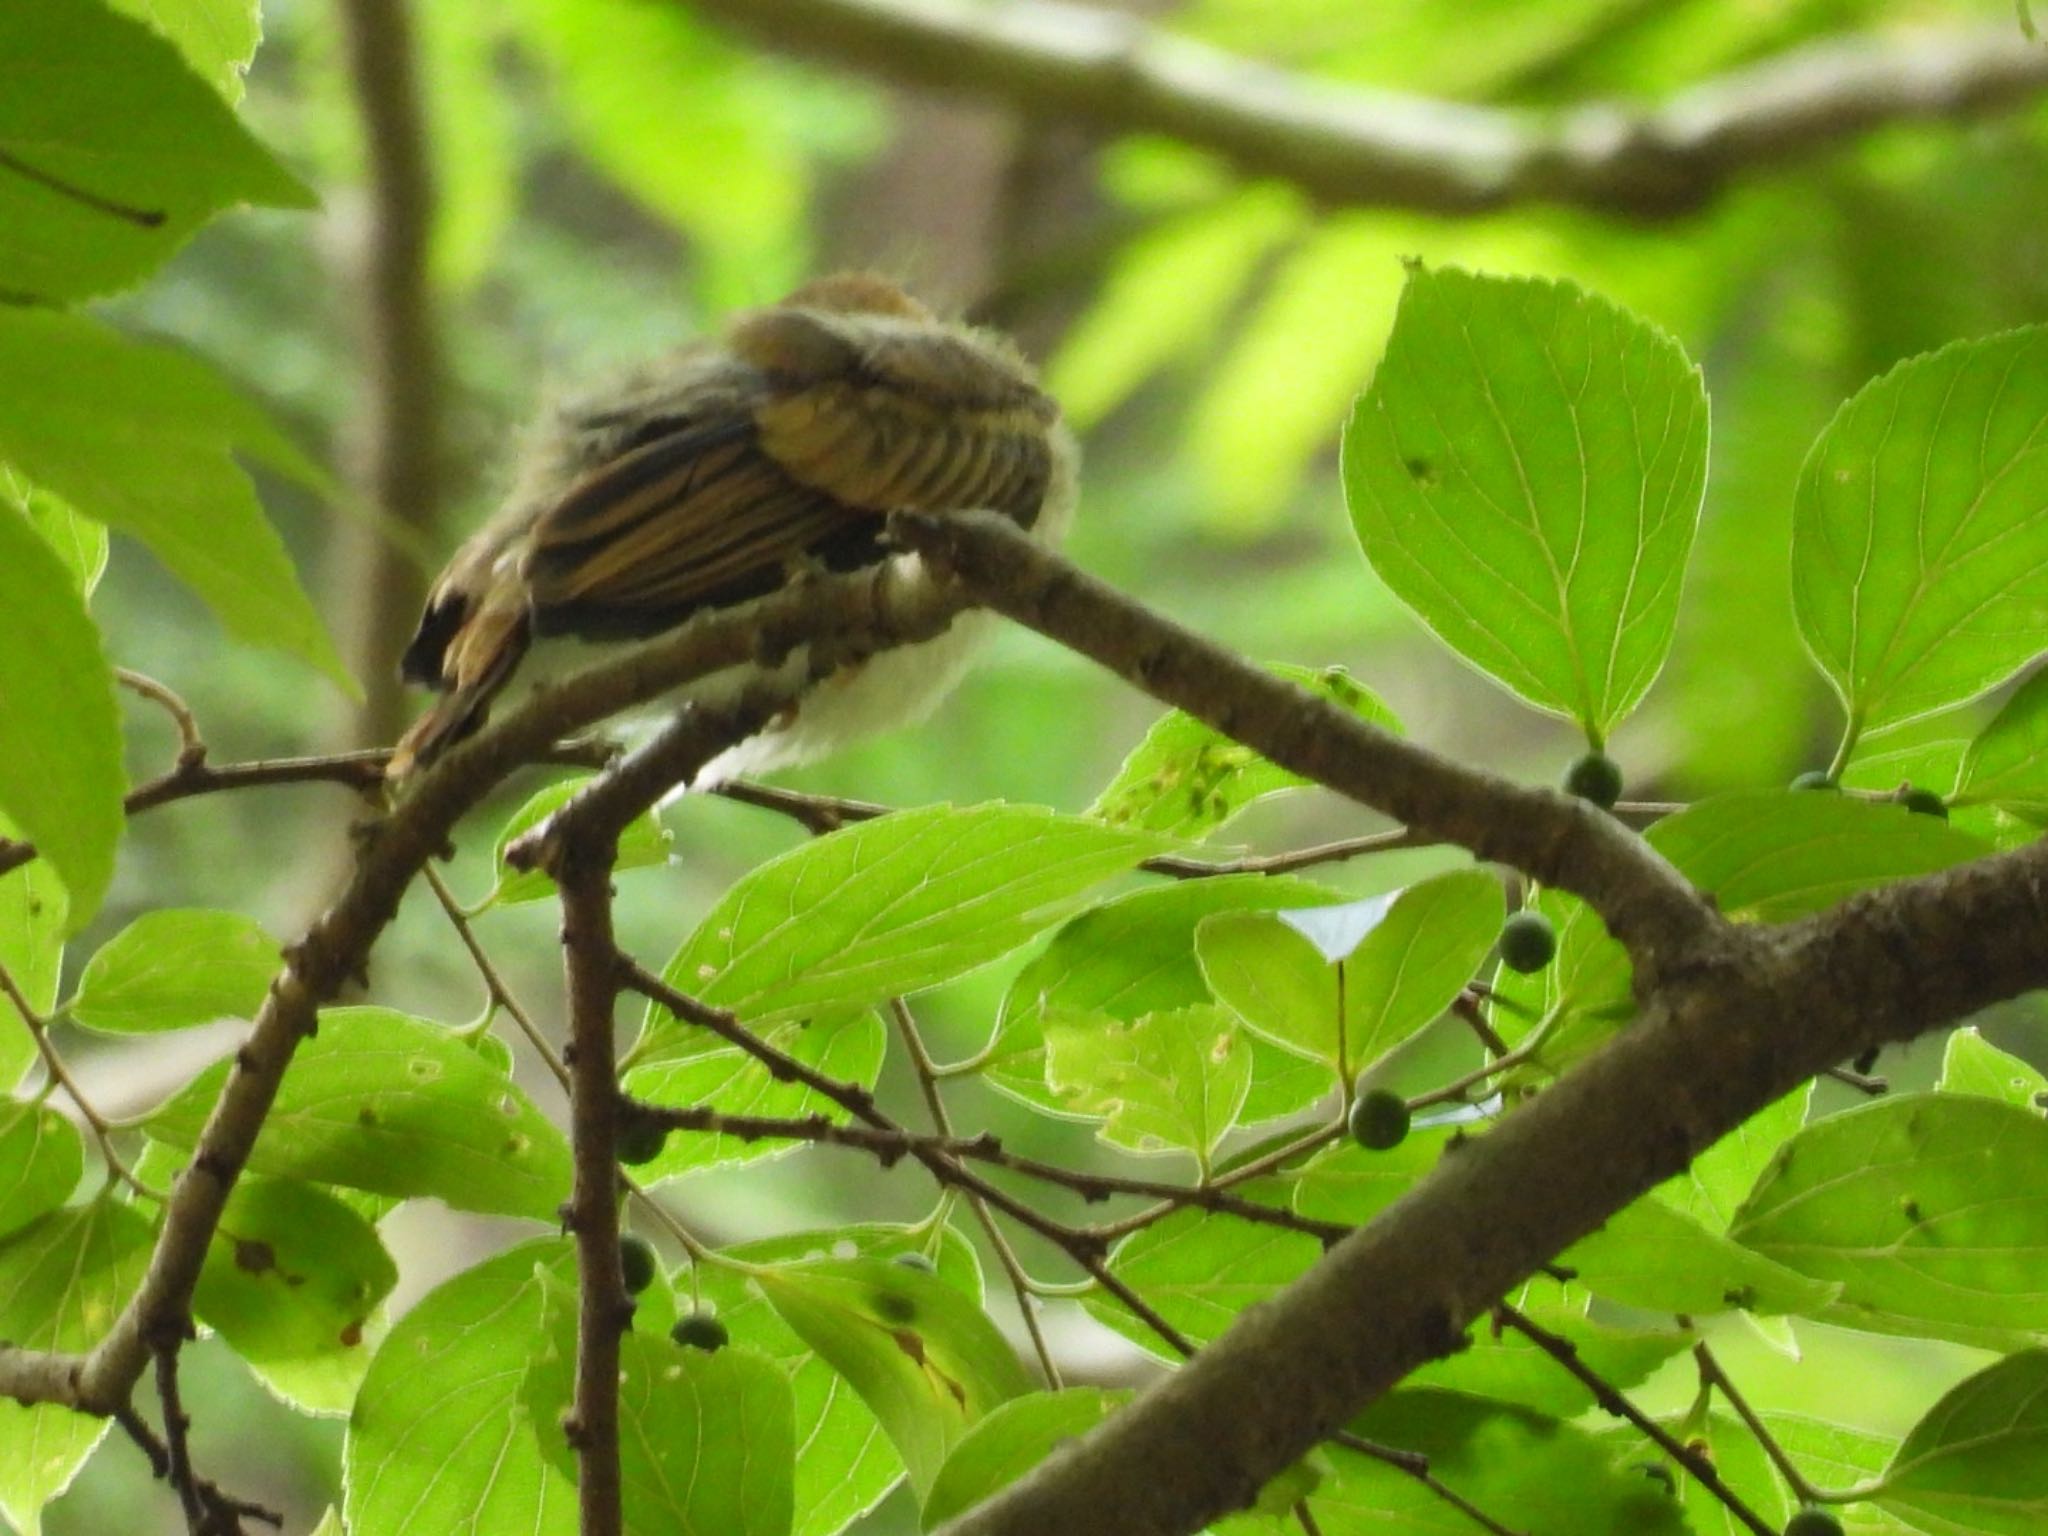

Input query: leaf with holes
[1044,1004,1251,1168]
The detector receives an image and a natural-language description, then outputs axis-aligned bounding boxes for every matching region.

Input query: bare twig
[691,0,2048,219]
[116,669,204,766]
[1693,1340,1825,1507]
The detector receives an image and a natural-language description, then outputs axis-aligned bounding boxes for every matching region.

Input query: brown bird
[388,274,1079,782]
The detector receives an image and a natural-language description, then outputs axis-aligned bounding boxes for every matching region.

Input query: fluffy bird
[388,274,1078,782]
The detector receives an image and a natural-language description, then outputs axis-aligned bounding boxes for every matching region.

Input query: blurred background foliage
[51,0,2048,1528]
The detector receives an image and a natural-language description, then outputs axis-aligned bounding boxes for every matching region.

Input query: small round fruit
[670,1313,728,1352]
[619,1234,658,1295]
[1784,1510,1843,1536]
[1901,786,1948,819]
[1563,751,1624,809]
[1349,1088,1411,1151]
[615,1114,667,1166]
[891,1251,937,1274]
[1498,911,1558,974]
[1789,770,1837,792]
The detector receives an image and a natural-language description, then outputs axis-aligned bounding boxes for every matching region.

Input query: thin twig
[1693,1340,1824,1506]
[421,864,571,1093]
[1497,1306,1774,1536]
[116,669,205,766]
[1821,1064,1888,1095]
[889,999,1064,1388]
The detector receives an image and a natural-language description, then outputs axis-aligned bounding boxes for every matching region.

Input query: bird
[386,273,1079,784]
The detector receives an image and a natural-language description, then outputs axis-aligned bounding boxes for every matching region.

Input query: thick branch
[555,842,628,1536]
[691,0,2048,218]
[895,510,1717,973]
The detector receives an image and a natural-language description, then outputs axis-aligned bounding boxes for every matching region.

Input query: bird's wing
[521,318,1060,639]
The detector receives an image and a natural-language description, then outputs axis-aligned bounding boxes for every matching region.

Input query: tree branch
[894,510,1718,974]
[689,0,2048,218]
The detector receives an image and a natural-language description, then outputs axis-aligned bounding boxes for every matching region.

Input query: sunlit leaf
[69,907,279,1032]
[1562,1193,1840,1317]
[625,1010,884,1180]
[106,0,261,98]
[1344,265,1709,742]
[985,875,1340,1127]
[923,1389,1129,1529]
[0,0,310,302]
[0,1100,82,1241]
[756,1257,1030,1499]
[347,1241,576,1536]
[3,471,106,596]
[0,507,121,930]
[0,310,352,692]
[1657,1085,1811,1233]
[1940,1028,2048,1110]
[1044,1004,1251,1168]
[1957,667,2048,820]
[1090,664,1400,839]
[0,809,65,1090]
[148,1006,571,1219]
[1792,327,2048,745]
[1877,1350,2048,1536]
[1417,1277,1684,1421]
[1086,1208,1320,1360]
[640,804,1171,1048]
[1732,1094,2048,1349]
[0,1201,153,1536]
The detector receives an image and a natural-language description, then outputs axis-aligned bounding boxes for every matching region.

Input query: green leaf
[347,1241,576,1536]
[486,775,674,907]
[105,0,261,99]
[0,0,310,303]
[640,804,1171,1046]
[1198,870,1503,1074]
[3,471,106,595]
[923,1388,1129,1529]
[527,1275,797,1536]
[195,1176,396,1415]
[0,310,352,693]
[1044,1004,1252,1169]
[1657,1085,1812,1233]
[984,875,1340,1127]
[1292,1126,1450,1228]
[1085,1209,1321,1359]
[1089,665,1400,839]
[1877,1350,2048,1536]
[1940,1028,2048,1110]
[1731,1093,2048,1349]
[0,810,66,1090]
[147,1006,571,1219]
[1416,1278,1685,1421]
[625,1010,884,1180]
[1957,667,2048,820]
[1646,791,1988,921]
[1561,1193,1841,1317]
[69,907,279,1032]
[1487,886,1636,1071]
[1792,327,2048,744]
[0,506,122,931]
[694,1224,981,1536]
[1766,1415,1918,1536]
[1343,266,1709,742]
[756,1256,1031,1499]
[1333,1389,1692,1536]
[0,1201,154,1536]
[0,1100,82,1241]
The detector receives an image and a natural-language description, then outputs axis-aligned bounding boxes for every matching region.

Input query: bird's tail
[386,593,531,782]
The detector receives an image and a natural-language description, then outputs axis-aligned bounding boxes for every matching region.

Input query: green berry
[1901,786,1948,819]
[619,1234,658,1295]
[670,1313,728,1352]
[891,1252,937,1274]
[1349,1088,1411,1151]
[616,1113,667,1166]
[1562,751,1623,809]
[1784,1510,1843,1536]
[1789,770,1837,792]
[1498,911,1558,974]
